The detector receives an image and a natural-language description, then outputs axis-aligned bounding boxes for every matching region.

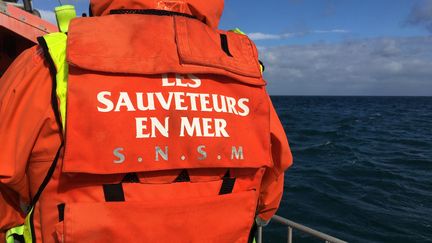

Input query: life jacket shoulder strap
[17,33,69,243]
[37,32,68,129]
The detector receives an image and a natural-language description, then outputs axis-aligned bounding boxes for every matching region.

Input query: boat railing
[257,215,348,243]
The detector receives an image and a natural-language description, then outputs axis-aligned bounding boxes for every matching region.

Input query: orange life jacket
[32,12,273,243]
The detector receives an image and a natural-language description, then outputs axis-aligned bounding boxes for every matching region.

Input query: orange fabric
[0,185,25,239]
[67,15,262,85]
[64,70,270,174]
[0,46,62,241]
[56,192,255,242]
[257,99,293,221]
[0,11,292,243]
[90,0,224,28]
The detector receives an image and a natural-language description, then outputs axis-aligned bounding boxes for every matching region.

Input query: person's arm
[0,185,25,241]
[0,46,52,238]
[256,96,293,222]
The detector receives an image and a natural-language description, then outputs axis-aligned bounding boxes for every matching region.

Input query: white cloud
[259,37,432,95]
[247,29,349,41]
[384,61,403,73]
[39,9,57,25]
[248,32,282,40]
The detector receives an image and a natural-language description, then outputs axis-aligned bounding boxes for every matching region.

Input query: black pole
[23,0,33,13]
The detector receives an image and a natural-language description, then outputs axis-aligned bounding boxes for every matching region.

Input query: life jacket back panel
[63,70,270,174]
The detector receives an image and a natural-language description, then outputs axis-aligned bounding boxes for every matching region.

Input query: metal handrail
[257,215,348,243]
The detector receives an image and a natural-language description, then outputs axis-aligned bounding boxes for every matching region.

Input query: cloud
[39,9,56,24]
[247,33,282,41]
[248,29,349,41]
[259,37,432,95]
[406,0,432,32]
[248,32,295,41]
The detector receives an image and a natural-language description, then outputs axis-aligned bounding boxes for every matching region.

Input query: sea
[264,96,432,243]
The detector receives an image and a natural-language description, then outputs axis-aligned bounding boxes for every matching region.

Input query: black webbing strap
[219,170,236,195]
[103,184,125,202]
[109,9,197,20]
[57,203,65,222]
[30,37,65,208]
[37,37,64,133]
[29,143,63,208]
[122,173,140,183]
[103,173,142,202]
[28,142,63,242]
[220,34,233,57]
[88,3,93,17]
[174,169,190,183]
[27,37,66,243]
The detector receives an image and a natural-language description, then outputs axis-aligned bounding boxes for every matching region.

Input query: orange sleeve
[257,96,293,221]
[0,46,51,234]
[0,185,25,239]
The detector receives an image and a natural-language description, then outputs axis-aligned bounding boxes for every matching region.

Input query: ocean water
[264,96,432,243]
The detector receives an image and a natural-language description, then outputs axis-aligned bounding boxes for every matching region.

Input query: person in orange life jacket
[0,0,293,242]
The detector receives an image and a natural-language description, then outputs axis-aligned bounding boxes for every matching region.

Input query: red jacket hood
[90,0,224,28]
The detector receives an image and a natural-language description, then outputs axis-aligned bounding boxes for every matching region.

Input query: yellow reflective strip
[229,28,246,35]
[55,5,76,33]
[5,225,24,243]
[42,32,68,131]
[23,207,34,243]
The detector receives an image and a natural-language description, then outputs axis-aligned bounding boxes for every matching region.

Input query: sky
[29,0,432,96]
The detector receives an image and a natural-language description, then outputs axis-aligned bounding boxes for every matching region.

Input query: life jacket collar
[90,0,224,29]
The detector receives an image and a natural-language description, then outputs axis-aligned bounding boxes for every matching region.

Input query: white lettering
[161,74,175,86]
[226,97,238,115]
[214,119,229,137]
[231,146,244,160]
[97,91,114,112]
[113,147,125,163]
[180,117,202,137]
[175,74,188,87]
[174,92,188,110]
[155,92,173,110]
[97,91,249,117]
[162,74,201,88]
[202,118,214,137]
[115,92,136,112]
[197,145,207,160]
[155,146,168,161]
[200,94,212,112]
[187,74,201,88]
[151,117,169,138]
[137,92,155,111]
[180,117,229,137]
[136,117,169,138]
[237,98,250,116]
[186,93,199,111]
[136,117,150,138]
[213,94,227,113]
